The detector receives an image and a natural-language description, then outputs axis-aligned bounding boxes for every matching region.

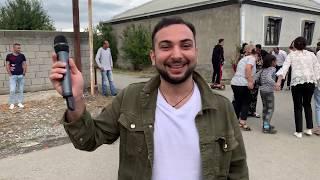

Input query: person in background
[255,44,269,60]
[313,45,320,135]
[95,40,117,96]
[233,42,248,72]
[255,54,277,134]
[49,17,249,179]
[5,43,27,110]
[246,44,266,118]
[231,44,257,131]
[211,38,224,88]
[276,37,320,138]
[272,47,287,90]
[316,42,320,53]
[286,42,295,90]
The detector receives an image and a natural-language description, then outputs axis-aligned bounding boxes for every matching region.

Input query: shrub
[121,24,152,70]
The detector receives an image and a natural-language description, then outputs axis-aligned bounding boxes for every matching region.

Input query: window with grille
[264,17,282,45]
[302,21,315,45]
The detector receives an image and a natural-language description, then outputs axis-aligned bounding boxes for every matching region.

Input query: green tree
[122,24,152,70]
[0,0,55,30]
[93,22,118,66]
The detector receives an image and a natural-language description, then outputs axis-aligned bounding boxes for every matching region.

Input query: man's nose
[171,46,183,59]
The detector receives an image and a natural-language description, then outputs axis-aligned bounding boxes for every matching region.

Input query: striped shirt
[255,67,276,92]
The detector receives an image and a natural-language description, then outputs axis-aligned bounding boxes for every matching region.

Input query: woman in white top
[231,45,256,131]
[276,37,320,138]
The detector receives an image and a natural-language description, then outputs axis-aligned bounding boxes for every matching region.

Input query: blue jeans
[9,75,25,104]
[314,87,320,127]
[101,70,117,96]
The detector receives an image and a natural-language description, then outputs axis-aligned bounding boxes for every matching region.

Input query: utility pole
[72,0,82,71]
[88,0,94,95]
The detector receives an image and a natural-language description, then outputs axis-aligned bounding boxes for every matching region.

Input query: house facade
[106,0,320,80]
[242,0,320,50]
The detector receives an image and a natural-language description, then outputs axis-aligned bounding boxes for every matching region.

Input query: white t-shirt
[95,47,113,71]
[272,50,287,66]
[152,83,202,180]
[231,55,256,86]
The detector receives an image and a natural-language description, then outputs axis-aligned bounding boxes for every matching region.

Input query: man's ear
[150,50,155,65]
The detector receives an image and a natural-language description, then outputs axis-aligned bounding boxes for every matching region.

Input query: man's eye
[160,45,170,49]
[182,43,192,48]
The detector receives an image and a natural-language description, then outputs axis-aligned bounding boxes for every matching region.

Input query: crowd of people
[217,37,320,137]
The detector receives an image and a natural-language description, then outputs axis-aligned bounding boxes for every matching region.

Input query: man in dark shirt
[6,43,27,110]
[211,38,224,87]
[255,44,269,60]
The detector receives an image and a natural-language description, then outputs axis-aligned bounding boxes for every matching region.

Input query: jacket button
[130,124,136,129]
[148,124,153,128]
[79,138,83,142]
[224,143,228,149]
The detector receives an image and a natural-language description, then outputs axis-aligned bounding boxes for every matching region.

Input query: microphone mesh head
[54,35,69,53]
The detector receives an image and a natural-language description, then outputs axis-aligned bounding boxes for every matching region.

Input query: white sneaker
[17,103,24,108]
[303,129,312,136]
[294,132,302,138]
[9,104,15,110]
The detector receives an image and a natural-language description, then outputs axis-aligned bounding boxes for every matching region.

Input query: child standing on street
[256,54,277,134]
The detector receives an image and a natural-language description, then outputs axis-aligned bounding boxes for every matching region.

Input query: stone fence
[0,31,90,95]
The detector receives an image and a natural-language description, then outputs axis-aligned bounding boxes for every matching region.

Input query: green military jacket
[63,71,249,180]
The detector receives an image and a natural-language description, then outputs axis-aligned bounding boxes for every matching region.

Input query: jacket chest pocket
[214,136,239,178]
[201,135,239,179]
[118,113,146,155]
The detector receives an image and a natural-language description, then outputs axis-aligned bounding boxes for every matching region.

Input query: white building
[241,0,320,48]
[107,0,320,79]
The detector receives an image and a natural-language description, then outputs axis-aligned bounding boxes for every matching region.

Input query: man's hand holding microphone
[49,35,85,122]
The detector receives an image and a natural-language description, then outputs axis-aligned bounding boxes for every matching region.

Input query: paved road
[0,73,319,180]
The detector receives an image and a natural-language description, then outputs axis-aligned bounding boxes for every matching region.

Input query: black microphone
[54,35,75,111]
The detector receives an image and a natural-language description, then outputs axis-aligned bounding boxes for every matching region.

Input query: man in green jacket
[50,17,248,180]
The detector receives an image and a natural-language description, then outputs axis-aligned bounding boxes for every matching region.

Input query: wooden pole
[88,0,94,95]
[72,0,82,71]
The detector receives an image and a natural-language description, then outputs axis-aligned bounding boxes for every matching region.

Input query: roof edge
[105,0,233,24]
[244,0,320,12]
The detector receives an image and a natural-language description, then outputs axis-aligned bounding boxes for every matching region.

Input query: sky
[0,0,151,31]
[0,0,320,31]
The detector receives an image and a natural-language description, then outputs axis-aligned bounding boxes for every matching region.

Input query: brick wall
[0,31,90,95]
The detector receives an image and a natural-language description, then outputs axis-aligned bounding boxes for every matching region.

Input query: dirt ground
[0,94,112,159]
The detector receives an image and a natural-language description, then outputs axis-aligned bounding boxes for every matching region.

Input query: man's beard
[156,63,196,84]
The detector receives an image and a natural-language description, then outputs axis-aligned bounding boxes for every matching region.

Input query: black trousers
[291,83,315,132]
[212,62,221,84]
[275,65,285,89]
[249,84,259,114]
[231,85,250,120]
[287,66,292,87]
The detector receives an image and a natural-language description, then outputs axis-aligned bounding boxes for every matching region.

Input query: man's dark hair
[255,44,262,49]
[262,54,276,68]
[13,43,21,46]
[242,43,248,49]
[218,38,224,44]
[152,17,196,49]
[293,36,307,50]
[316,42,320,52]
